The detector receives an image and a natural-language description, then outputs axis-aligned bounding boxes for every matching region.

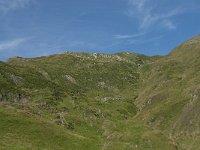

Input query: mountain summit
[169,35,200,62]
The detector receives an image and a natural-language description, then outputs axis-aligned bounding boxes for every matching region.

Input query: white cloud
[0,0,34,14]
[114,32,146,39]
[127,0,183,30]
[0,38,27,51]
[114,0,186,40]
[162,20,176,30]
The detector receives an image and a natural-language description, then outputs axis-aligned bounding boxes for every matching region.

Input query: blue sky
[0,0,200,60]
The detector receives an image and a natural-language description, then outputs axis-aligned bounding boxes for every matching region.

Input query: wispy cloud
[0,38,27,51]
[127,0,183,30]
[114,32,146,39]
[114,0,188,40]
[0,0,34,14]
[162,20,176,30]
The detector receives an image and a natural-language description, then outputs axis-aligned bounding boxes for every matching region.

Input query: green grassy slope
[135,35,200,149]
[0,35,200,149]
[0,106,100,150]
[1,52,149,149]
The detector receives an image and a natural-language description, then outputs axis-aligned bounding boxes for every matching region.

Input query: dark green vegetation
[0,35,200,149]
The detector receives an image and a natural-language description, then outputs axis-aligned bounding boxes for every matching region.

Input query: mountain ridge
[0,35,200,149]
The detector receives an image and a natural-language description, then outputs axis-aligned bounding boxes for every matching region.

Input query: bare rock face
[63,75,77,84]
[10,74,24,86]
[38,69,51,80]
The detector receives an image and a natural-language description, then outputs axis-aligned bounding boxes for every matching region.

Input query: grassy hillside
[0,36,200,149]
[135,35,200,149]
[1,52,148,149]
[0,107,99,150]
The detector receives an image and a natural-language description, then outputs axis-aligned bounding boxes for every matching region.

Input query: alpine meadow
[1,35,200,149]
